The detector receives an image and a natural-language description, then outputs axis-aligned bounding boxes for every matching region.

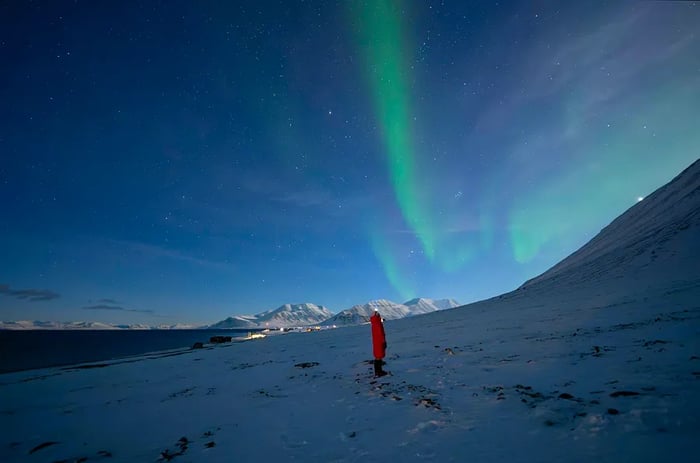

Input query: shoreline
[0,328,271,375]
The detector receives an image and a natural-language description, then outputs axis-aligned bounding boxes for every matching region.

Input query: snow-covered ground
[1,285,697,463]
[0,161,698,462]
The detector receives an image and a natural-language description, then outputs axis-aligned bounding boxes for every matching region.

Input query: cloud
[82,304,153,314]
[275,189,336,209]
[0,283,60,301]
[108,239,235,270]
[475,3,697,133]
[96,298,119,304]
[238,170,342,210]
[235,167,376,218]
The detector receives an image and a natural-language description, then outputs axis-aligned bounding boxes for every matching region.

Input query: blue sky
[1,1,698,325]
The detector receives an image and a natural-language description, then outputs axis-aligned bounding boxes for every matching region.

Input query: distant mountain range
[320,298,460,326]
[208,303,334,329]
[0,320,200,330]
[208,298,460,329]
[211,298,460,329]
[0,298,460,330]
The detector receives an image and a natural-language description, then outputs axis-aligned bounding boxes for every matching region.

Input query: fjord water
[0,329,257,374]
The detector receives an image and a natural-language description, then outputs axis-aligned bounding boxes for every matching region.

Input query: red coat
[370,312,386,359]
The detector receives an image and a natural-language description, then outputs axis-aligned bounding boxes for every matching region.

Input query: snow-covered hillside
[0,160,697,462]
[521,158,700,294]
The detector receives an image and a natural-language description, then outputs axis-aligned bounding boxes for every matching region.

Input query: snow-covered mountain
[519,158,700,296]
[0,320,121,330]
[0,321,202,330]
[210,303,334,329]
[207,315,258,329]
[212,298,462,328]
[403,297,461,314]
[401,298,437,315]
[151,323,203,330]
[430,298,462,310]
[321,299,410,326]
[320,298,462,326]
[2,298,461,330]
[255,303,334,328]
[112,324,151,330]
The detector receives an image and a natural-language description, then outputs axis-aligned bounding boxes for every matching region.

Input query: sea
[0,329,262,374]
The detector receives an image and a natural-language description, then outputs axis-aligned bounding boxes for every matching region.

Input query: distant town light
[637,196,644,202]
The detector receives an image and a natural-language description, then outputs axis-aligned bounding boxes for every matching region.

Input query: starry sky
[1,1,699,325]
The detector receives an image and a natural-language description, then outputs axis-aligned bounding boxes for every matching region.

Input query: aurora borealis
[1,1,698,324]
[355,1,436,259]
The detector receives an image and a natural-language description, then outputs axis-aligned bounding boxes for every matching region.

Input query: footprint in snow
[31,445,113,462]
[159,436,189,461]
[28,441,59,454]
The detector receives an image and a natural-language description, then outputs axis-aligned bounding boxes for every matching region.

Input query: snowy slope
[0,161,698,462]
[521,158,700,294]
[1,283,697,462]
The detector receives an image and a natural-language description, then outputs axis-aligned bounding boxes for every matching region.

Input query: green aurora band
[368,227,416,301]
[352,1,437,259]
[351,1,493,296]
[508,82,700,264]
[351,1,699,298]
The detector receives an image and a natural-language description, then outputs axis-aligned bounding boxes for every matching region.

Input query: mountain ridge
[320,298,461,326]
[0,297,460,329]
[0,320,202,330]
[520,158,700,294]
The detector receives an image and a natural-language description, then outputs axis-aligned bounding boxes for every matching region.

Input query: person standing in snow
[370,309,388,377]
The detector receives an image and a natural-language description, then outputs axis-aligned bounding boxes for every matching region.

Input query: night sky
[1,1,698,325]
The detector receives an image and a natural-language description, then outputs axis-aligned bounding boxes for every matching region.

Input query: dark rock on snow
[610,390,640,397]
[294,362,319,368]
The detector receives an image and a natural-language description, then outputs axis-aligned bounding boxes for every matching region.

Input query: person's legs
[373,359,387,377]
